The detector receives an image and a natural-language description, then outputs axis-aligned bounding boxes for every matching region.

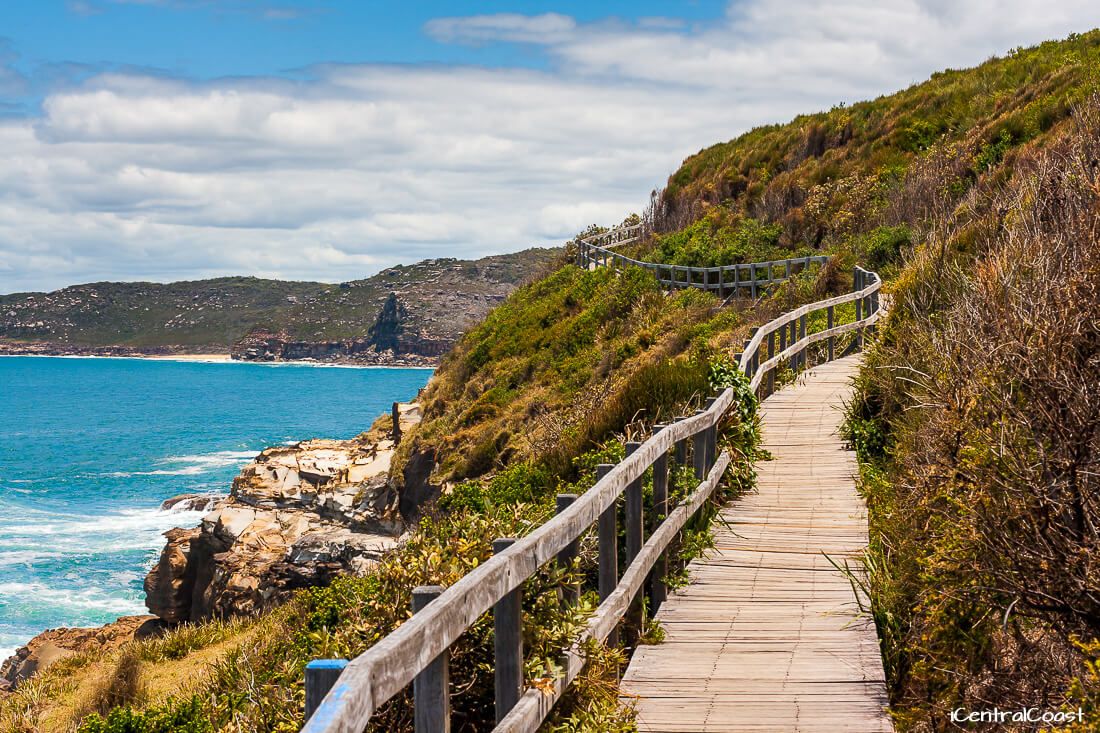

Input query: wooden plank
[620,357,893,732]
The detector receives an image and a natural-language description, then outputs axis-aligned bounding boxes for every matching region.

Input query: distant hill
[0,248,559,363]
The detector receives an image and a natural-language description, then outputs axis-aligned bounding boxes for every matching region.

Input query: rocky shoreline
[0,339,439,367]
[0,402,432,691]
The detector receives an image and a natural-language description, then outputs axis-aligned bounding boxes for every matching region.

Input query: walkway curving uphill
[620,355,892,732]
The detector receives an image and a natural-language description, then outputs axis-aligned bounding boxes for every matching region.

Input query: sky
[1,1,1097,292]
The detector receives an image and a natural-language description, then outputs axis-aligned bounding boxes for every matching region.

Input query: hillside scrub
[404,262,788,483]
[845,97,1100,729]
[646,31,1100,259]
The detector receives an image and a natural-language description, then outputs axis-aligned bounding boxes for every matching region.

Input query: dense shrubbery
[645,213,797,267]
[845,97,1100,730]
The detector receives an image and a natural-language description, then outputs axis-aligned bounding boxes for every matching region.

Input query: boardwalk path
[621,356,892,732]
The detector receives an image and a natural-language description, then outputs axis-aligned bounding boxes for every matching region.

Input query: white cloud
[3,1,1098,292]
[424,13,577,45]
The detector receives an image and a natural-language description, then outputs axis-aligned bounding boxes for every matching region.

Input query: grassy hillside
[0,249,557,354]
[634,31,1100,274]
[4,30,1100,733]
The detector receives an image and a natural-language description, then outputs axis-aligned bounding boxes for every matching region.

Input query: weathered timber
[620,357,893,732]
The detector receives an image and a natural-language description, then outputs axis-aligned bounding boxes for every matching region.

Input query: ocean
[0,356,431,660]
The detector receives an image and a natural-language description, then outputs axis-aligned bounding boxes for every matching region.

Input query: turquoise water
[0,356,431,659]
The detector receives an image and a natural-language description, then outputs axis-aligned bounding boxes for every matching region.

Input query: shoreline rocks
[0,405,436,689]
[142,403,425,624]
[160,493,221,513]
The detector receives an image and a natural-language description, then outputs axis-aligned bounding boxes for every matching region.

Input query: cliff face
[230,290,452,364]
[143,404,428,624]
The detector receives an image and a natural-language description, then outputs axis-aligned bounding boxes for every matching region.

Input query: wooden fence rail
[299,259,884,733]
[575,226,828,298]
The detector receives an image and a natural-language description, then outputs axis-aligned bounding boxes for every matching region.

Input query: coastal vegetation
[4,29,1100,733]
[844,88,1100,730]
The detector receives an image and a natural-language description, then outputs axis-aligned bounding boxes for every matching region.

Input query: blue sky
[3,1,725,105]
[0,1,1097,292]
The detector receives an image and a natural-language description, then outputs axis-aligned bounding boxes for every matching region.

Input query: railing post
[392,402,402,445]
[624,443,644,566]
[778,319,787,366]
[788,319,797,369]
[827,304,835,361]
[748,328,759,380]
[624,441,645,640]
[751,264,758,299]
[692,414,707,481]
[413,586,450,733]
[704,397,718,469]
[596,463,619,646]
[493,539,522,724]
[718,266,725,298]
[305,659,348,722]
[766,330,776,396]
[854,268,864,350]
[798,313,807,373]
[649,424,669,610]
[556,494,579,606]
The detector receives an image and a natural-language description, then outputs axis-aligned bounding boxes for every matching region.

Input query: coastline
[0,351,437,369]
[0,354,435,369]
[1,381,427,690]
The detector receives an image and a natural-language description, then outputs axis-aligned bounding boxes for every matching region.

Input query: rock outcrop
[143,404,426,624]
[0,615,162,690]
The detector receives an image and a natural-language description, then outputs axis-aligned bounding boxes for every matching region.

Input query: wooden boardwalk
[621,356,892,732]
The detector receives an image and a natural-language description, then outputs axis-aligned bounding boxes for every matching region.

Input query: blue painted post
[305,659,348,722]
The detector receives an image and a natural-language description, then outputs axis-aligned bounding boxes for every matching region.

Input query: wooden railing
[736,266,883,398]
[576,225,828,298]
[299,265,884,733]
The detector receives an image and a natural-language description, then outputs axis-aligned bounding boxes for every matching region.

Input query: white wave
[101,449,257,478]
[1,505,212,545]
[159,451,258,465]
[106,466,209,477]
[0,550,66,567]
[0,582,146,615]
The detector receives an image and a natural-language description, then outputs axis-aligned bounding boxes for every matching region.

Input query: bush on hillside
[847,96,1100,729]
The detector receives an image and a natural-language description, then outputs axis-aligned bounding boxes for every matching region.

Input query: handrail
[576,225,827,297]
[300,259,885,733]
[736,266,883,395]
